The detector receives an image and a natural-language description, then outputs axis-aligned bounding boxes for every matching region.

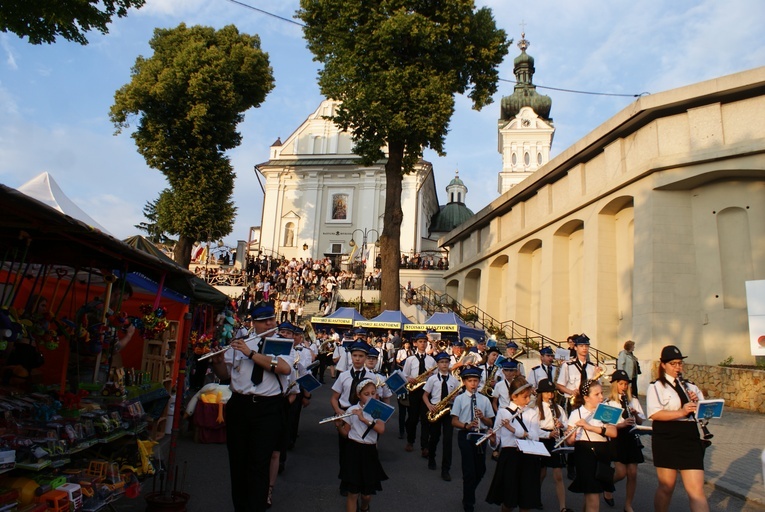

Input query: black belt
[231,392,283,403]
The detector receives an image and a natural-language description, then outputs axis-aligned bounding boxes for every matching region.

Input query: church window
[538,152,543,165]
[283,222,295,247]
[512,153,517,165]
[524,152,530,165]
[458,192,462,203]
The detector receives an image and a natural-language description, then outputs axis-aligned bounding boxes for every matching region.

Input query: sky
[1,0,763,248]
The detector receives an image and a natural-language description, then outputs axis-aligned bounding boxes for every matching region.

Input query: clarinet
[676,373,713,442]
[620,393,643,448]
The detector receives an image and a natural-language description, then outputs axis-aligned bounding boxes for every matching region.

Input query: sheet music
[517,439,551,457]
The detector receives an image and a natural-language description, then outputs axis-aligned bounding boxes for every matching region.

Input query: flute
[554,409,595,448]
[475,408,523,446]
[196,326,280,361]
[319,412,353,424]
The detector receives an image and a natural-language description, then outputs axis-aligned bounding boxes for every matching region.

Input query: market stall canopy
[355,310,413,330]
[311,307,366,327]
[403,311,486,342]
[123,235,228,308]
[17,172,112,235]
[0,183,194,287]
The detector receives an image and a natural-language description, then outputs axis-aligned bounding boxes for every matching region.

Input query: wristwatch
[248,350,255,359]
[269,356,279,372]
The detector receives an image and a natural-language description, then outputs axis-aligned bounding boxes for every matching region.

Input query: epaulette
[567,360,577,365]
[531,365,541,370]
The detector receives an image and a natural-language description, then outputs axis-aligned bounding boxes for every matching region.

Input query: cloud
[1,35,18,70]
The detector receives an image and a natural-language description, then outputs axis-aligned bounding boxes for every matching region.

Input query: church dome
[448,175,465,187]
[430,202,474,233]
[500,33,552,122]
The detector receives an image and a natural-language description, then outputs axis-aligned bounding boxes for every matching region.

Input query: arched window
[457,192,462,203]
[524,152,530,165]
[283,222,295,247]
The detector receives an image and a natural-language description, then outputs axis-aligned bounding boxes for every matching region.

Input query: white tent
[17,172,112,235]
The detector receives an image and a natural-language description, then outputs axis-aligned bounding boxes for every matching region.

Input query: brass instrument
[435,339,449,353]
[479,364,499,398]
[570,366,606,406]
[406,365,437,392]
[427,379,464,422]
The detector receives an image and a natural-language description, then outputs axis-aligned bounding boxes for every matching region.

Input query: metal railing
[401,283,616,365]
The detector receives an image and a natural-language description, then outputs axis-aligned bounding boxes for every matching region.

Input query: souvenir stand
[0,185,226,510]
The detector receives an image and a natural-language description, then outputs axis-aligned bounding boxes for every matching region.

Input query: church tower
[497,33,555,195]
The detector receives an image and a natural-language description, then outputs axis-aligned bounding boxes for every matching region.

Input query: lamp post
[349,228,380,313]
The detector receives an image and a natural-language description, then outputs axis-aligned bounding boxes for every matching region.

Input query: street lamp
[349,228,380,313]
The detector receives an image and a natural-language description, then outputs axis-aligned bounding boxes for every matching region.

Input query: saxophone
[479,365,499,398]
[405,365,437,392]
[427,380,464,422]
[569,367,606,406]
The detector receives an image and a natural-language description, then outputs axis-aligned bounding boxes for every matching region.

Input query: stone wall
[651,362,765,413]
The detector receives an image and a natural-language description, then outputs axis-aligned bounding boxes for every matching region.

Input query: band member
[451,366,494,512]
[536,379,572,512]
[526,346,556,390]
[556,335,602,410]
[449,339,465,368]
[486,376,541,512]
[565,379,617,512]
[331,341,373,496]
[604,370,645,512]
[403,333,436,456]
[646,345,709,512]
[492,359,520,411]
[364,347,392,404]
[395,338,413,439]
[504,340,525,376]
[211,302,292,512]
[479,347,500,392]
[423,352,460,481]
[335,379,388,512]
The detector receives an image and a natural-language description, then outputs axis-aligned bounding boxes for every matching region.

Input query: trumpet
[475,408,523,446]
[197,326,280,361]
[319,411,353,424]
[427,379,463,422]
[554,410,595,448]
[406,365,437,392]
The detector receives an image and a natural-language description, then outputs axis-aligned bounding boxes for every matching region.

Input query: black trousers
[405,389,429,448]
[457,430,487,508]
[225,393,285,512]
[427,413,453,471]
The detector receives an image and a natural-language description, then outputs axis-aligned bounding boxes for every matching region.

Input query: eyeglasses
[665,361,684,367]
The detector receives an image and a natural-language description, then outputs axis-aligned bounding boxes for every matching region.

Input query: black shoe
[428,459,436,470]
[603,494,615,507]
[441,471,451,481]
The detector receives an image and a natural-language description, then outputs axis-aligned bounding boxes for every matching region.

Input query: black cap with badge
[659,345,687,363]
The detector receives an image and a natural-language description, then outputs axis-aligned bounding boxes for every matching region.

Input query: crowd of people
[400,252,449,270]
[209,315,711,512]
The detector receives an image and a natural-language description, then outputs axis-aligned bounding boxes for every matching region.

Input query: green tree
[111,23,274,267]
[0,0,145,45]
[297,0,509,311]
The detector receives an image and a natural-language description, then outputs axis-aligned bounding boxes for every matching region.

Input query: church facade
[440,65,765,365]
[255,99,442,272]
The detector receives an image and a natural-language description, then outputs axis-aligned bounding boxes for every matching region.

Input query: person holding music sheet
[646,345,709,512]
[331,341,373,496]
[451,366,494,512]
[364,347,392,404]
[403,333,436,455]
[335,379,388,512]
[565,379,617,512]
[211,302,292,512]
[535,379,573,512]
[423,352,460,481]
[603,370,645,512]
[527,346,556,391]
[486,376,542,512]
